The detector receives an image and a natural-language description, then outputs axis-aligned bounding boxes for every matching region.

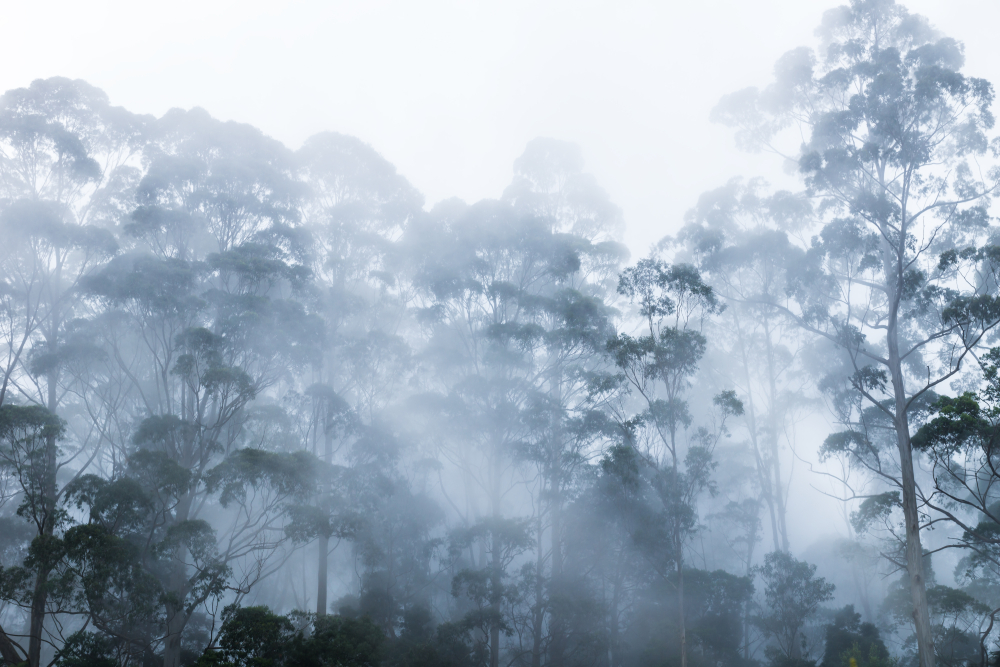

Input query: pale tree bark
[887,293,935,667]
[733,316,789,554]
[763,326,790,553]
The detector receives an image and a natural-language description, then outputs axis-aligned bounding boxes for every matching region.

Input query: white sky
[3,0,996,257]
[1,0,997,551]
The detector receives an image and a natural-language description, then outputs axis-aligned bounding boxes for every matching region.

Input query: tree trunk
[549,496,565,667]
[490,525,502,667]
[884,224,935,667]
[530,512,544,667]
[677,553,686,667]
[875,169,936,667]
[318,419,333,617]
[763,324,790,552]
[668,426,687,667]
[28,369,59,667]
[743,527,755,661]
[0,624,24,666]
[735,321,783,553]
[490,616,501,667]
[27,570,49,667]
[743,603,750,661]
[317,532,329,616]
[489,509,502,667]
[889,346,935,667]
[609,573,621,667]
[162,492,194,667]
[163,603,187,667]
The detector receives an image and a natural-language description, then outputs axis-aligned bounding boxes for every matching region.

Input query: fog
[0,1,999,667]
[7,0,995,256]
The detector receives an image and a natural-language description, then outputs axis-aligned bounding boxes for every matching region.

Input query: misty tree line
[3,1,1000,667]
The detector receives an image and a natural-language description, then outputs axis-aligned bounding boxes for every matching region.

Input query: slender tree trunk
[316,421,333,618]
[609,573,621,667]
[851,558,873,621]
[489,511,502,667]
[735,321,782,552]
[743,526,756,661]
[530,511,544,667]
[763,323,790,552]
[549,493,565,667]
[677,549,686,667]
[27,573,48,667]
[317,532,329,616]
[490,583,501,667]
[668,426,687,667]
[880,188,934,667]
[0,624,23,666]
[888,336,935,667]
[743,603,750,661]
[790,628,803,660]
[28,367,59,667]
[163,493,194,667]
[490,469,502,667]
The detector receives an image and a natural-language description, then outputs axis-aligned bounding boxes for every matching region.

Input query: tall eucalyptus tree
[79,108,320,667]
[0,77,147,667]
[713,2,1000,662]
[295,132,424,618]
[599,258,742,667]
[675,178,814,553]
[502,138,627,667]
[406,189,619,667]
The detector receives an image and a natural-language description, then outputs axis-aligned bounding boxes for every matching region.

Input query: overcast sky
[2,0,996,256]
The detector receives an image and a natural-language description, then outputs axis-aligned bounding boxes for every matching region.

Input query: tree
[819,605,891,667]
[502,137,624,244]
[597,258,743,667]
[209,605,294,667]
[561,455,645,667]
[710,497,764,659]
[615,567,754,667]
[713,2,1000,663]
[406,194,606,667]
[880,564,987,667]
[296,132,423,617]
[501,138,626,667]
[0,77,146,667]
[345,430,442,636]
[192,606,384,667]
[281,385,360,617]
[675,178,815,553]
[908,348,1000,665]
[286,614,384,667]
[55,439,317,665]
[0,405,66,665]
[76,107,320,667]
[448,517,532,667]
[753,551,834,666]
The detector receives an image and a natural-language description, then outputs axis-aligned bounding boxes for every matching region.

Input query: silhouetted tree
[753,551,834,666]
[596,258,743,667]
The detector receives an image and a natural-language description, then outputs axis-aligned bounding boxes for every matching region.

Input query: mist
[0,2,999,667]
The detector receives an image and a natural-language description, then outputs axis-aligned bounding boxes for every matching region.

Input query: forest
[2,1,1000,667]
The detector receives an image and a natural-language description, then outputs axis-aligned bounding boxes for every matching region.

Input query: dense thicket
[3,2,1000,667]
